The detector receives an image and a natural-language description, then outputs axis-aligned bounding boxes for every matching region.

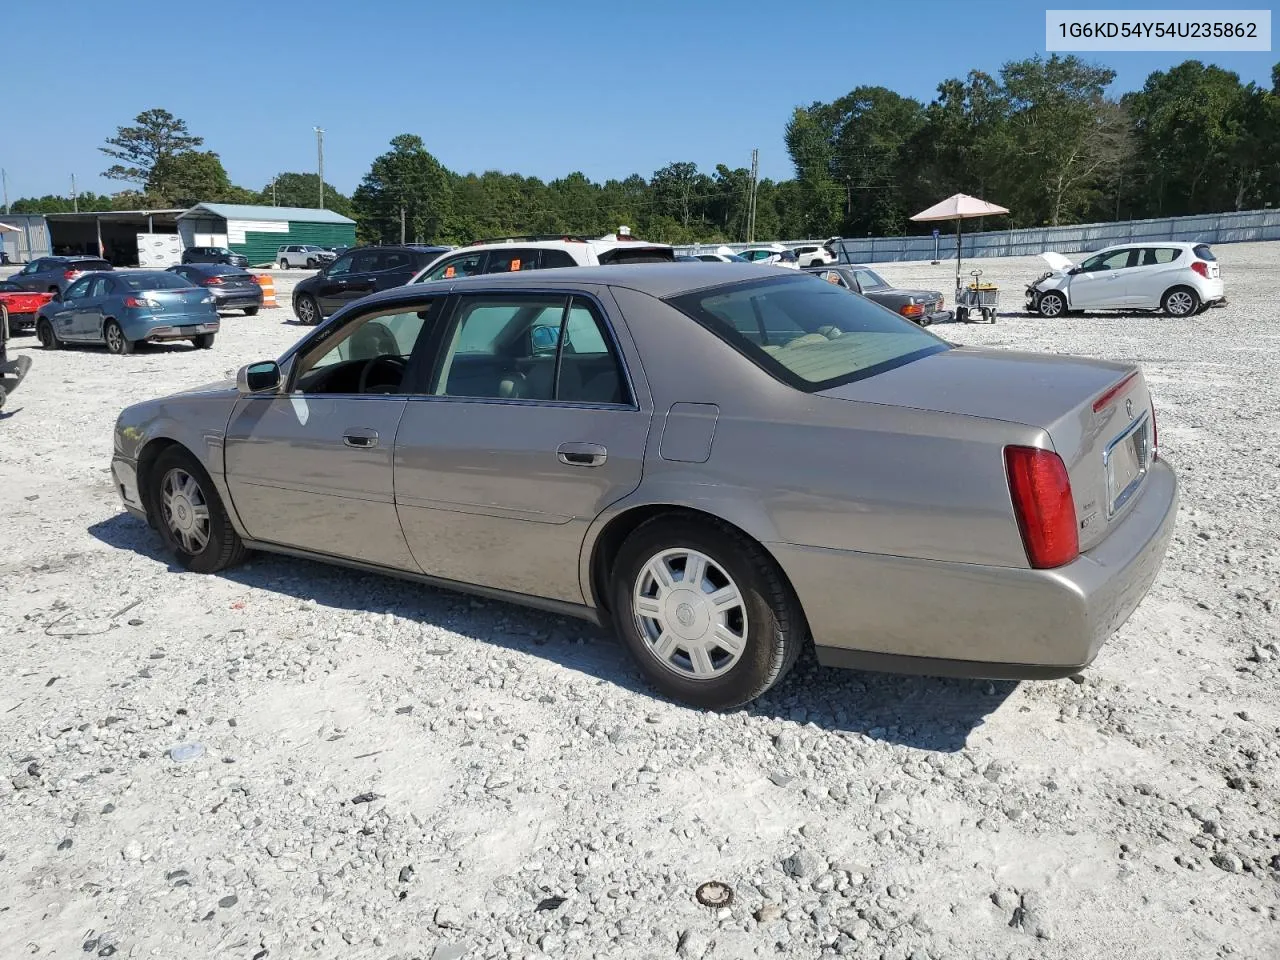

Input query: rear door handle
[343,428,379,449]
[557,442,607,467]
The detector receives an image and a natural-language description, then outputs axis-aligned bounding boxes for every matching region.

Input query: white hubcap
[161,468,211,554]
[1168,292,1193,315]
[633,548,747,680]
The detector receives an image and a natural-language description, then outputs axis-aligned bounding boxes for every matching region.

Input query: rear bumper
[210,290,263,309]
[771,458,1179,679]
[130,318,220,341]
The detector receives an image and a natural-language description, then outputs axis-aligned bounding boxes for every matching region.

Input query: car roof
[354,262,800,314]
[1094,241,1202,252]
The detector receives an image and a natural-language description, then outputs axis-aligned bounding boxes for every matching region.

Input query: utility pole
[314,127,325,208]
[747,148,759,243]
[71,173,78,213]
[2,168,9,214]
[272,175,278,206]
[400,205,406,244]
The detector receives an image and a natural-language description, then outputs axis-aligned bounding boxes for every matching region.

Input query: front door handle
[557,442,607,467]
[343,428,379,449]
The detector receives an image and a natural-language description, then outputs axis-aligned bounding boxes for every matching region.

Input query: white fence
[675,208,1280,264]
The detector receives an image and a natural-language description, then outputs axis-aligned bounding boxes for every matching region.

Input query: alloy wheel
[632,548,748,680]
[105,323,124,353]
[161,468,211,555]
[1167,291,1195,316]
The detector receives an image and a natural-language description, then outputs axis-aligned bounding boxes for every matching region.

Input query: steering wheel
[357,355,407,394]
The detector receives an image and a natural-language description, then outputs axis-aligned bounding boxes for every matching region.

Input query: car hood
[1040,251,1075,272]
[818,345,1129,428]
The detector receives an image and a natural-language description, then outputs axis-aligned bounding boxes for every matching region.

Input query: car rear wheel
[296,294,320,325]
[104,319,134,355]
[148,447,247,573]
[36,319,60,349]
[1162,287,1199,317]
[193,333,215,349]
[611,516,805,709]
[244,307,259,317]
[1037,291,1066,318]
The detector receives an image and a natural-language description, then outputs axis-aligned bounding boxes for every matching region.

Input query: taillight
[63,269,78,280]
[203,276,224,285]
[1004,446,1079,569]
[899,303,924,318]
[124,296,155,308]
[1190,261,1209,278]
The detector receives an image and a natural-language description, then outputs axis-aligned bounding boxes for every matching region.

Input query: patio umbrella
[910,193,1009,291]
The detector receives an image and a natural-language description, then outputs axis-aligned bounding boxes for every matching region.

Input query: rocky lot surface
[1,247,1278,959]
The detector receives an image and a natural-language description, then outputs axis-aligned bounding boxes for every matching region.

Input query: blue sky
[2,0,1274,202]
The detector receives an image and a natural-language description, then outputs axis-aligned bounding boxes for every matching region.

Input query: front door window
[292,302,442,395]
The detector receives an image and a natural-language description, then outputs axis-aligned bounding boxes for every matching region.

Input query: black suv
[291,245,450,324]
[182,246,249,268]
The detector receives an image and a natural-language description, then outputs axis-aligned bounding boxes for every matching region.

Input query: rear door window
[380,250,413,272]
[485,248,540,273]
[1140,248,1181,266]
[540,249,577,269]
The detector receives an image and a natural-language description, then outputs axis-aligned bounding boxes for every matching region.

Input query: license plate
[1104,415,1150,517]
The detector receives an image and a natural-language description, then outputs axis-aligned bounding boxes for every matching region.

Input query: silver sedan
[110,263,1178,709]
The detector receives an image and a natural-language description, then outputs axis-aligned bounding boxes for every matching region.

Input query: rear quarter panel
[600,287,1039,568]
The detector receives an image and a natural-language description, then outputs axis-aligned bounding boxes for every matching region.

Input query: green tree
[352,134,452,243]
[259,172,354,217]
[100,108,203,187]
[148,150,232,206]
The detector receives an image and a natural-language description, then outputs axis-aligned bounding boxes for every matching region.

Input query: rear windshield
[120,272,194,290]
[69,259,111,271]
[1192,244,1216,261]
[665,274,948,391]
[598,246,675,265]
[197,264,250,277]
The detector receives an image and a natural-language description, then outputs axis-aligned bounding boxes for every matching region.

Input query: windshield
[665,274,948,391]
[120,272,194,290]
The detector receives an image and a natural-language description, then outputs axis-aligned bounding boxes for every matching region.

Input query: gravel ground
[2,246,1278,960]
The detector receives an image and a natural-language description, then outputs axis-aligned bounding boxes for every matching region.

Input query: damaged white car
[1025,242,1225,318]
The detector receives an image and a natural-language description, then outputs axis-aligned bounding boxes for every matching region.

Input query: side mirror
[531,325,558,352]
[1068,267,1083,276]
[237,360,281,394]
[51,290,63,302]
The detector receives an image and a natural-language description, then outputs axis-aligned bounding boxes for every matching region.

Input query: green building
[177,203,356,266]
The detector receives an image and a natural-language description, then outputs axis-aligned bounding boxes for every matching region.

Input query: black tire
[104,319,134,355]
[244,307,259,317]
[610,515,806,710]
[1037,291,1066,318]
[306,258,317,269]
[147,446,248,574]
[296,294,321,325]
[279,258,289,270]
[36,319,60,349]
[1162,286,1200,318]
[193,333,215,349]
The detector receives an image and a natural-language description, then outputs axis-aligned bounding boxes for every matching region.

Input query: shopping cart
[954,268,999,324]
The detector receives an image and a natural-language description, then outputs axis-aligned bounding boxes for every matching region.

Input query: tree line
[7,55,1278,244]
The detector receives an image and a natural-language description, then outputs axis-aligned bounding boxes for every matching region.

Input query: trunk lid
[144,286,215,313]
[819,347,1156,552]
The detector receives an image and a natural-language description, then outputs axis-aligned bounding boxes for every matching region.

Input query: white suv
[410,230,673,283]
[1027,241,1225,318]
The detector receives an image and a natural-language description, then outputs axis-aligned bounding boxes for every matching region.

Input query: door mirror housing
[237,360,281,394]
[51,290,62,302]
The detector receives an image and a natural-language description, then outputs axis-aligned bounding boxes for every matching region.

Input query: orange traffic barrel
[253,272,278,309]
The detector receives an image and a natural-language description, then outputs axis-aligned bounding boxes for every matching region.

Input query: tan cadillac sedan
[111,263,1178,709]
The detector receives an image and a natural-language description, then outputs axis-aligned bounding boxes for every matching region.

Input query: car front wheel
[148,447,247,573]
[1037,291,1066,318]
[611,516,805,709]
[36,319,60,349]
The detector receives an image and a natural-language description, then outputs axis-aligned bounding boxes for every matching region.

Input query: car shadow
[88,513,1014,752]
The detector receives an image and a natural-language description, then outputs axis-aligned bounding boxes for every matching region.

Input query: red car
[0,281,54,334]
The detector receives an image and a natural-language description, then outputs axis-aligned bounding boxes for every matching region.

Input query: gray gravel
[2,246,1279,959]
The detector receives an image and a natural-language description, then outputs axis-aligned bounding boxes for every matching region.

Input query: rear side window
[1141,248,1181,266]
[540,249,578,269]
[485,248,539,273]
[666,275,948,392]
[381,251,412,271]
[1193,244,1216,262]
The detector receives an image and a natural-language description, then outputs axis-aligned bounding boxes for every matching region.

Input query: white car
[739,244,800,269]
[1026,242,1224,318]
[277,245,336,269]
[792,242,837,267]
[410,229,673,282]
